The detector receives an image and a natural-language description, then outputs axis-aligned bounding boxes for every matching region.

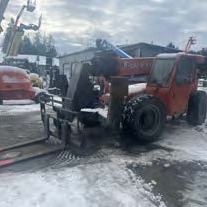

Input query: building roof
[5,54,59,66]
[120,42,181,52]
[59,47,98,58]
[59,42,181,59]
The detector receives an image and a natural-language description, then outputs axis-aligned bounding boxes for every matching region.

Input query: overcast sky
[1,0,207,55]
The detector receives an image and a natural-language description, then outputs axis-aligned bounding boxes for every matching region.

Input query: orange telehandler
[37,40,207,155]
[0,39,207,166]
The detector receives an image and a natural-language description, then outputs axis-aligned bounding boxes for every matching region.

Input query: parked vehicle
[0,65,47,104]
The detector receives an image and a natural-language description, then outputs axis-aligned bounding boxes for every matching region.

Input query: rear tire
[187,91,207,125]
[122,96,166,144]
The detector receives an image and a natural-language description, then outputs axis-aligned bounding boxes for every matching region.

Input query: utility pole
[184,37,196,54]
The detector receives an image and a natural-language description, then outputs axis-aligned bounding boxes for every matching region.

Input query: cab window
[176,57,195,85]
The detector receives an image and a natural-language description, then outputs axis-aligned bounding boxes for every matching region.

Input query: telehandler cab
[122,53,207,143]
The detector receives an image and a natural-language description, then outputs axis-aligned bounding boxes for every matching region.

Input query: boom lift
[96,39,133,58]
[93,39,153,83]
[5,0,41,57]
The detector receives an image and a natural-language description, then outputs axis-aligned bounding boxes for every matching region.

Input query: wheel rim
[135,105,161,136]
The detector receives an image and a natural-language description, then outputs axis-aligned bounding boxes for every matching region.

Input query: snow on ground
[117,120,207,166]
[1,117,207,207]
[0,100,40,115]
[154,86,207,163]
[1,87,207,206]
[157,122,207,162]
[182,171,207,207]
[0,162,165,207]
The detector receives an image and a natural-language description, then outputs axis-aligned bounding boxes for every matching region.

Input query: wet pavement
[0,103,207,207]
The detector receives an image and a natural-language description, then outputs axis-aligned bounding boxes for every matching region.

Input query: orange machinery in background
[0,66,36,102]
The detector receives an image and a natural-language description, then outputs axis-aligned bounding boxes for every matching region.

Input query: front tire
[187,91,207,125]
[122,96,166,144]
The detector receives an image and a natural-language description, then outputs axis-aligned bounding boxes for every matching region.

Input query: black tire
[34,93,49,104]
[0,99,3,105]
[187,91,207,125]
[122,96,166,144]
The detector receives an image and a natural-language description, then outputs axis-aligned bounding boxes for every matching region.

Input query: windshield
[149,59,175,87]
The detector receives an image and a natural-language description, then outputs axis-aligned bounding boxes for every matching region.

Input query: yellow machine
[29,73,43,88]
[2,0,43,90]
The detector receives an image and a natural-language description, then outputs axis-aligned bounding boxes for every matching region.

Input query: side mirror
[26,0,36,12]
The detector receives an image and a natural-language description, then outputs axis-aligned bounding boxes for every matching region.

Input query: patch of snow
[113,119,207,165]
[1,87,207,207]
[198,86,207,93]
[7,55,60,66]
[198,79,207,87]
[151,180,157,186]
[158,122,207,162]
[0,101,39,114]
[53,58,59,66]
[29,73,39,78]
[156,53,183,59]
[33,87,48,96]
[129,83,147,94]
[3,100,35,105]
[163,163,170,168]
[0,66,28,75]
[94,85,100,91]
[48,87,58,90]
[0,161,166,207]
[81,108,108,119]
[182,171,207,207]
[2,75,29,83]
[106,118,207,165]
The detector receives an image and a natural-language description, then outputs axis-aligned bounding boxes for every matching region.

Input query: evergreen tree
[19,35,34,54]
[18,32,58,57]
[166,42,176,49]
[197,48,207,56]
[33,32,46,56]
[46,34,57,57]
[2,20,58,57]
